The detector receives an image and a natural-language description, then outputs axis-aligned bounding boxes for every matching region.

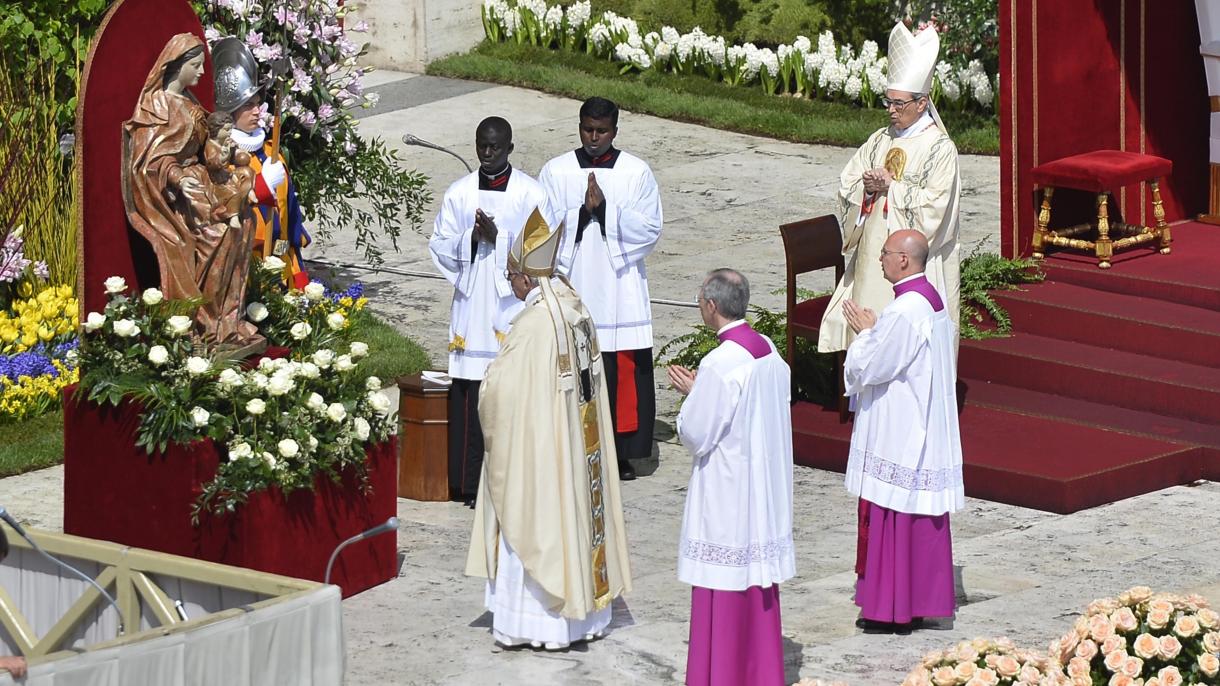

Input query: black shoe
[463,496,477,509]
[857,618,896,634]
[618,461,636,481]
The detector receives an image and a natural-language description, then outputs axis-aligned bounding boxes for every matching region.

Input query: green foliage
[0,407,64,477]
[958,244,1044,339]
[0,0,107,127]
[428,42,1000,154]
[656,304,838,405]
[896,0,1000,73]
[345,309,432,384]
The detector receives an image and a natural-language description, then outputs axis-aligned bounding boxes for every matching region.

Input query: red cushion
[1031,151,1172,192]
[790,295,832,333]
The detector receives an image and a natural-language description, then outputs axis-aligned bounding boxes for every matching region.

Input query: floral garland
[481,0,996,113]
[78,266,394,519]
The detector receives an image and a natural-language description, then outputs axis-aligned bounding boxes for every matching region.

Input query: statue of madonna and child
[121,33,266,355]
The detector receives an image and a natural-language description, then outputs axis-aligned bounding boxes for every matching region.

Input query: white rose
[365,376,382,391]
[326,312,346,330]
[308,435,318,450]
[246,398,266,415]
[267,375,294,396]
[84,312,106,332]
[306,392,326,412]
[246,302,269,323]
[147,345,169,366]
[165,315,192,336]
[185,356,211,376]
[326,402,347,422]
[103,276,127,294]
[141,288,164,305]
[334,354,355,372]
[261,256,287,272]
[112,319,140,337]
[312,349,335,368]
[250,372,269,389]
[367,390,392,415]
[277,438,299,458]
[263,452,277,468]
[299,362,320,379]
[190,406,210,427]
[304,282,326,301]
[353,417,371,441]
[228,441,253,461]
[258,356,275,370]
[218,368,243,389]
[349,341,369,358]
[290,322,312,340]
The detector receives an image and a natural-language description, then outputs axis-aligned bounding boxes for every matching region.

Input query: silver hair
[701,268,749,319]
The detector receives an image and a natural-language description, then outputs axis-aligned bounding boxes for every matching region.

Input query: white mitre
[887,22,940,94]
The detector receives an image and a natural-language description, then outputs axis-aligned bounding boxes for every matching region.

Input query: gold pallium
[448,334,466,352]
[884,148,907,181]
[581,400,610,604]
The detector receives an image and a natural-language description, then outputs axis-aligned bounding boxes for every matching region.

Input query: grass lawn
[428,42,1000,155]
[0,409,64,478]
[0,312,428,479]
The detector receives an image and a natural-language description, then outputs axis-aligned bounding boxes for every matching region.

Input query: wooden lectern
[396,373,450,501]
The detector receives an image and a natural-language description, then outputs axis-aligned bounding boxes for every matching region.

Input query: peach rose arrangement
[903,638,1067,686]
[1048,586,1220,686]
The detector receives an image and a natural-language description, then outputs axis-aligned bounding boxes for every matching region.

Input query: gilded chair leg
[1032,186,1054,260]
[1096,192,1113,269]
[1150,179,1172,255]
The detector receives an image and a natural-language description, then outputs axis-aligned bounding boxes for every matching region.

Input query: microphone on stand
[0,506,124,637]
[401,134,474,173]
[324,517,399,586]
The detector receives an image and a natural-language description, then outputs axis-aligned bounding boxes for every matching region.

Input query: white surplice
[429,167,549,380]
[675,321,797,591]
[819,115,961,352]
[538,150,663,352]
[843,281,964,516]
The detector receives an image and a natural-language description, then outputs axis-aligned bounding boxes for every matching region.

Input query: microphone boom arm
[401,134,473,173]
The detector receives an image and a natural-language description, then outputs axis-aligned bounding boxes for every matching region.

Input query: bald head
[880,230,929,283]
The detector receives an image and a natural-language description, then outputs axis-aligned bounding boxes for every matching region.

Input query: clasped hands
[585,172,604,211]
[843,299,877,334]
[667,365,696,396]
[861,167,894,195]
[473,208,498,243]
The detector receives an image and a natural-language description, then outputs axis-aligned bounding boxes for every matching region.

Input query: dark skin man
[580,115,616,212]
[473,122,514,244]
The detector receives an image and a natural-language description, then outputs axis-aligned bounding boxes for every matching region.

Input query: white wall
[353,0,486,73]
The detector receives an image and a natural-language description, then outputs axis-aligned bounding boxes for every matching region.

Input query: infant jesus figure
[203,111,257,230]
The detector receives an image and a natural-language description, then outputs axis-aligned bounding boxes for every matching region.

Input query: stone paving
[3,72,1218,685]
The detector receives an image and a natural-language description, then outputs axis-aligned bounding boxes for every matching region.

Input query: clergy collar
[575,146,621,169]
[893,273,926,287]
[892,111,935,139]
[524,286,543,306]
[478,163,513,191]
[231,127,266,152]
[716,319,748,336]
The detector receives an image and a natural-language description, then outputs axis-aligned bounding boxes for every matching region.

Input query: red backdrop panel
[1000,0,1209,258]
[76,0,214,315]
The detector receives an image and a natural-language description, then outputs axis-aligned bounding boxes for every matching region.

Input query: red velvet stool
[1030,150,1173,268]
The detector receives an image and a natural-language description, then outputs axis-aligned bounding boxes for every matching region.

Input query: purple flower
[352,21,369,33]
[297,110,317,128]
[321,24,342,41]
[317,103,335,121]
[343,139,357,155]
[252,43,283,63]
[5,351,56,381]
[244,30,263,48]
[33,261,48,279]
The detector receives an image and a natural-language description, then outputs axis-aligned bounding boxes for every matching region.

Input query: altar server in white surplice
[539,97,663,481]
[668,269,795,686]
[842,230,962,634]
[430,116,550,506]
[818,22,961,353]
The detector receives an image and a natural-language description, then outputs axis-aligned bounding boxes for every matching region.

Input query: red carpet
[792,222,1220,513]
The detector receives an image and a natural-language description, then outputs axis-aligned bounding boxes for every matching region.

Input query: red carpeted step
[790,401,1204,514]
[992,281,1220,368]
[959,333,1220,424]
[961,378,1220,451]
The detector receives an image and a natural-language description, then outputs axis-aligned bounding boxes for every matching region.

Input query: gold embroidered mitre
[508,207,563,277]
[887,22,940,94]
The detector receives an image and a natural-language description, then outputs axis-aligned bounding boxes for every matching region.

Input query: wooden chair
[779,215,849,422]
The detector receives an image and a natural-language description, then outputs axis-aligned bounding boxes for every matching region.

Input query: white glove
[261,160,287,193]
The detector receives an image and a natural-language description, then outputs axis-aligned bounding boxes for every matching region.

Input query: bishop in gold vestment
[466,210,632,649]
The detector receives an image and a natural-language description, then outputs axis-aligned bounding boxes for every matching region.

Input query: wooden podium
[396,373,450,501]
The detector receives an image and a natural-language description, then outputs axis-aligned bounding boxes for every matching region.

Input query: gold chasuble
[466,210,632,620]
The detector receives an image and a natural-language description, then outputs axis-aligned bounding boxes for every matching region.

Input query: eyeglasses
[504,270,524,280]
[880,249,908,258]
[880,96,922,109]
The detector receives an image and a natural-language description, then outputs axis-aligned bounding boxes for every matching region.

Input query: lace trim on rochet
[853,448,961,491]
[679,536,792,568]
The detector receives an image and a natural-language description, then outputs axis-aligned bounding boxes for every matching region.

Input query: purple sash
[893,274,945,312]
[718,323,771,360]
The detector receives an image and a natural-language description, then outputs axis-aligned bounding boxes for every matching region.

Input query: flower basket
[62,386,397,597]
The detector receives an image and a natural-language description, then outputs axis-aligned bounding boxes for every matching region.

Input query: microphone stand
[324,517,399,586]
[401,134,473,173]
[0,507,124,637]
